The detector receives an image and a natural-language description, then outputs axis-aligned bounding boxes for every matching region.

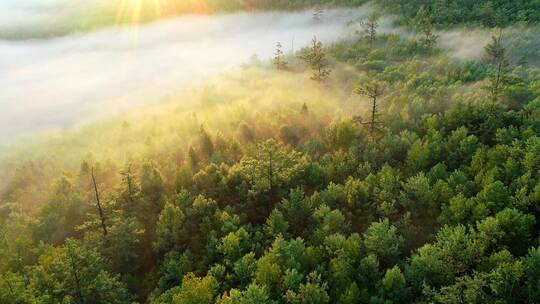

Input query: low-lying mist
[439,26,540,63]
[0,7,375,142]
[2,2,538,144]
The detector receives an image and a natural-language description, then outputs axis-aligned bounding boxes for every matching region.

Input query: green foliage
[300,37,331,83]
[172,273,218,304]
[3,5,540,303]
[376,0,540,27]
[363,219,404,267]
[29,240,132,304]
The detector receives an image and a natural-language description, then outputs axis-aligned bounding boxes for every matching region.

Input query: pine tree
[198,125,214,160]
[362,13,380,48]
[413,6,438,47]
[300,37,331,83]
[484,30,511,104]
[273,42,287,71]
[119,163,139,216]
[355,81,384,138]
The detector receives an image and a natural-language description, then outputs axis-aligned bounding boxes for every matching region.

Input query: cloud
[0,7,373,142]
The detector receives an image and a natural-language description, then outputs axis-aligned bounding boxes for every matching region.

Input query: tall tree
[29,240,132,304]
[67,242,85,304]
[362,13,380,48]
[355,81,384,137]
[119,163,139,216]
[198,126,214,161]
[273,42,287,71]
[300,37,331,83]
[484,30,511,105]
[90,166,108,239]
[413,6,438,47]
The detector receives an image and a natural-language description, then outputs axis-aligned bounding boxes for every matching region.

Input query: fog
[0,0,114,39]
[438,26,540,65]
[0,7,376,142]
[2,1,536,144]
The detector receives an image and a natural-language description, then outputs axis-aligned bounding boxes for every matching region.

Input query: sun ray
[113,0,169,49]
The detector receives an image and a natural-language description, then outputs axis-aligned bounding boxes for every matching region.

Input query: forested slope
[376,0,540,27]
[2,2,540,304]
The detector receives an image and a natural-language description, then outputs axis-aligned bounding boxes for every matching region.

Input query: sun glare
[114,0,210,47]
[115,0,209,25]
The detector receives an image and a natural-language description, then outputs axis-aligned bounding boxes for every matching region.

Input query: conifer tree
[355,81,384,137]
[413,6,438,47]
[273,42,287,71]
[362,13,380,48]
[300,36,331,83]
[484,30,511,104]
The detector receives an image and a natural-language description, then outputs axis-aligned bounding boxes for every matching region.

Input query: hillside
[1,2,540,304]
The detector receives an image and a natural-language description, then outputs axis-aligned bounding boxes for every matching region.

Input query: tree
[35,176,88,245]
[118,163,139,216]
[524,247,540,302]
[0,272,36,304]
[29,240,132,304]
[361,13,380,48]
[274,42,287,71]
[363,219,404,267]
[279,189,314,239]
[483,30,511,105]
[155,203,186,254]
[172,273,218,304]
[355,81,384,137]
[232,140,309,217]
[378,266,408,303]
[284,272,330,304]
[91,166,108,239]
[413,6,438,47]
[300,37,331,83]
[220,284,275,304]
[104,216,142,276]
[198,125,215,161]
[140,162,167,218]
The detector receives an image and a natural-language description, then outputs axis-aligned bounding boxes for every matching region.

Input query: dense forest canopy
[376,0,540,27]
[2,1,540,304]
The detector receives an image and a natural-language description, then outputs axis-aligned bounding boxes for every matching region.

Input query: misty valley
[1,0,540,303]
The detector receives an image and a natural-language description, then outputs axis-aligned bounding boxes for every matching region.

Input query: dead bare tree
[91,166,108,239]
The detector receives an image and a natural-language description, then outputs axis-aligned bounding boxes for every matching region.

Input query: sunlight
[113,0,210,47]
[114,0,168,47]
[115,0,209,25]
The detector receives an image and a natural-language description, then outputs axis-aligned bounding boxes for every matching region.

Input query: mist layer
[0,8,372,142]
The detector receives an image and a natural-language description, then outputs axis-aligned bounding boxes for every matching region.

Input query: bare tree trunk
[91,167,108,238]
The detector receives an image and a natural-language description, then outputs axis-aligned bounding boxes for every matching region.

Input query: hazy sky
[0,7,375,142]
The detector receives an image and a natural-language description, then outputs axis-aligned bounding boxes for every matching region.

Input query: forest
[1,0,540,303]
